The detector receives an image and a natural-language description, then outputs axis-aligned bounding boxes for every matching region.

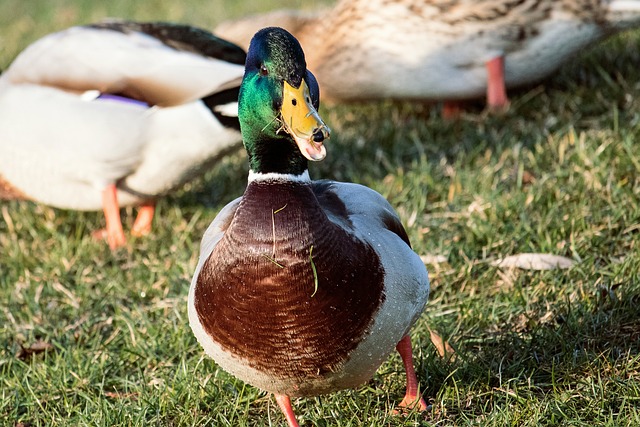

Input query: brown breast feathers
[194,181,386,380]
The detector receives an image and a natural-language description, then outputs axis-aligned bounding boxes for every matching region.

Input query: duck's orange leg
[131,201,155,237]
[486,56,509,110]
[396,335,427,411]
[442,101,463,119]
[275,394,300,427]
[102,184,126,249]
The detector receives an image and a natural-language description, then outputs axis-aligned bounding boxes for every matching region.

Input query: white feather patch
[212,101,238,118]
[248,169,311,183]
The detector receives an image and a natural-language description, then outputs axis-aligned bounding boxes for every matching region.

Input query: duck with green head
[188,27,430,426]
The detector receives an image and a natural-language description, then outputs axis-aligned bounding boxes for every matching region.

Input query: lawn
[1,1,640,426]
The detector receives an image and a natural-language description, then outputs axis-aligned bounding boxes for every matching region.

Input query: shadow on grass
[423,282,640,422]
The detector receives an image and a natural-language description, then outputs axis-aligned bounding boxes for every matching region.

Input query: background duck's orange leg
[486,56,509,110]
[102,184,126,249]
[275,394,300,427]
[396,335,427,411]
[131,201,155,237]
[442,101,463,119]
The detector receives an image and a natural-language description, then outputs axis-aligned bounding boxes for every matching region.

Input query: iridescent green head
[238,27,330,175]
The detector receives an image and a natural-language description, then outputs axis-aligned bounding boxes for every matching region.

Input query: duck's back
[3,23,245,106]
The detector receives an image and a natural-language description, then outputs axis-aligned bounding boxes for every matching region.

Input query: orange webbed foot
[442,101,464,120]
[102,184,126,249]
[394,335,428,414]
[131,201,155,237]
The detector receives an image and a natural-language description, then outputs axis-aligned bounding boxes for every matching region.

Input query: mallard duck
[216,0,640,112]
[0,20,246,249]
[188,27,430,426]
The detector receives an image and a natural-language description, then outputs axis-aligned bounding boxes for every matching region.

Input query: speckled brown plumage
[215,0,640,103]
[216,0,628,56]
[194,181,385,381]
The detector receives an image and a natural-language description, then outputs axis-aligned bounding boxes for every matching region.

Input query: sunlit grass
[1,2,640,426]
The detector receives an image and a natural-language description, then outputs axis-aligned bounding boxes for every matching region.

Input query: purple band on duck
[97,93,149,108]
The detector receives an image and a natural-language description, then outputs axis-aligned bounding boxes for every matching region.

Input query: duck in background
[0,20,246,249]
[188,27,430,426]
[216,0,640,115]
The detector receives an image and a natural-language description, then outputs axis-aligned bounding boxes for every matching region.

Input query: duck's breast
[189,181,429,396]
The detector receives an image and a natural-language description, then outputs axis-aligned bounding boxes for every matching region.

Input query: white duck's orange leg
[486,56,509,110]
[131,201,155,237]
[275,394,300,427]
[102,184,126,249]
[396,335,427,411]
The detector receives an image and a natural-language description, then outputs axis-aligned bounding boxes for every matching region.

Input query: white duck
[0,20,246,248]
[216,0,640,113]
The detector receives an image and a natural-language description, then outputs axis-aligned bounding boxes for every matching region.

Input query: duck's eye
[259,64,269,76]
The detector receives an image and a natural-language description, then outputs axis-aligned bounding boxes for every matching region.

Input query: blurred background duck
[0,20,246,249]
[188,27,429,427]
[216,0,640,114]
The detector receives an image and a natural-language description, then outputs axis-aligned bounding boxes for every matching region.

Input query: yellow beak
[281,80,331,161]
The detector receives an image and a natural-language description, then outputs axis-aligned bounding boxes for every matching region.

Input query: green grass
[2,2,640,426]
